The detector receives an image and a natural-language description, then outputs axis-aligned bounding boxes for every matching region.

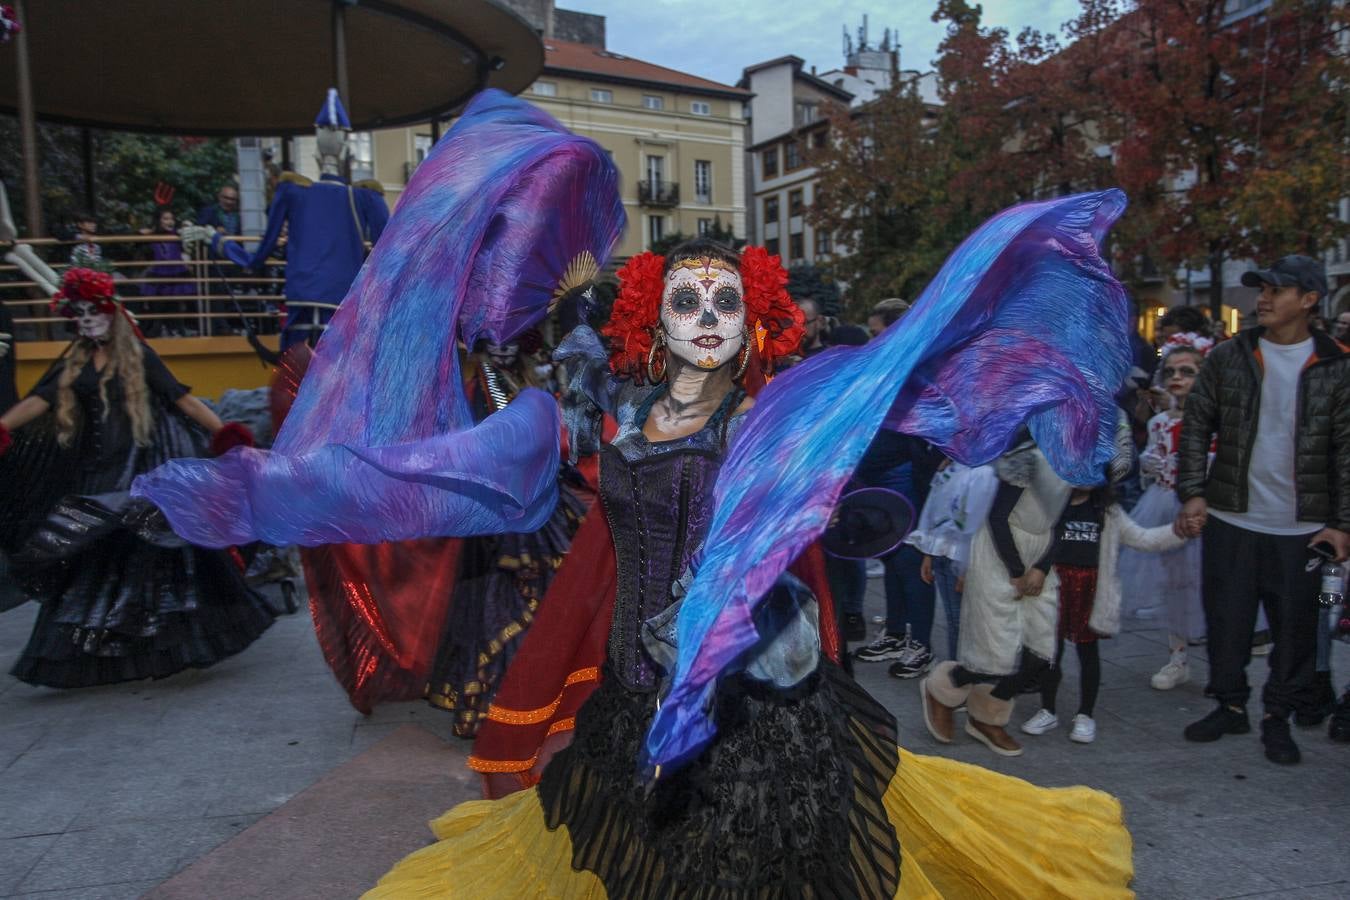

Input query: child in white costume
[906,459,999,661]
[921,439,1072,758]
[1119,333,1211,689]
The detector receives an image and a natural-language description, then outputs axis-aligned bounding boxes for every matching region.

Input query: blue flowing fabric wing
[642,190,1131,778]
[132,90,626,547]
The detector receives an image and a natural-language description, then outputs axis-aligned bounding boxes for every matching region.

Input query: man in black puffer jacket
[1174,255,1349,766]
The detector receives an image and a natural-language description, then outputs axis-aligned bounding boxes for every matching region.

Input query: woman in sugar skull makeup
[134,94,1135,898]
[368,236,1133,898]
[422,330,590,736]
[0,269,274,688]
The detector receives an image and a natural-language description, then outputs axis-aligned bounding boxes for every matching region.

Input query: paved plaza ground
[1,578,1347,899]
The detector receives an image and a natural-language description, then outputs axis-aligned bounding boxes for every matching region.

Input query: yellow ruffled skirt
[365,748,1133,899]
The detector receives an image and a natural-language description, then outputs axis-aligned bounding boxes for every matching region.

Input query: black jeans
[1202,516,1321,718]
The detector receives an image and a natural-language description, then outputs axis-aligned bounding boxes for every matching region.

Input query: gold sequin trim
[483,667,600,725]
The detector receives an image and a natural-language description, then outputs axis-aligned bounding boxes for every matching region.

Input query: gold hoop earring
[733,329,751,380]
[646,329,667,383]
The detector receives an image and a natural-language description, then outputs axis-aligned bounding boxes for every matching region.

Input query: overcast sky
[563,0,1086,87]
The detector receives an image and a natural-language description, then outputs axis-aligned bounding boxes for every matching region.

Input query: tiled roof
[543,38,752,98]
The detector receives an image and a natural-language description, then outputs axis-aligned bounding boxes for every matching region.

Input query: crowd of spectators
[811,259,1350,764]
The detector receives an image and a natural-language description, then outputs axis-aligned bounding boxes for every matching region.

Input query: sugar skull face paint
[72,300,112,341]
[486,341,519,369]
[659,257,745,370]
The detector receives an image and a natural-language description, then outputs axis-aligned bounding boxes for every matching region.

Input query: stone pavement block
[66,772,227,830]
[15,821,187,894]
[8,879,162,899]
[0,726,43,775]
[1192,805,1350,892]
[201,761,347,819]
[0,781,88,841]
[145,725,477,900]
[1131,823,1282,899]
[1235,879,1350,899]
[0,833,58,895]
[166,815,262,872]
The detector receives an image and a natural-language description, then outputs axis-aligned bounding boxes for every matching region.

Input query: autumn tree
[1085,0,1347,318]
[807,78,949,318]
[808,0,1112,317]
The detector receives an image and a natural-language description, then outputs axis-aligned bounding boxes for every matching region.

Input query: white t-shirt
[1211,337,1322,536]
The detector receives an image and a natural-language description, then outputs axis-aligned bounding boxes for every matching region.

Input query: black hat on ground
[1240,255,1328,298]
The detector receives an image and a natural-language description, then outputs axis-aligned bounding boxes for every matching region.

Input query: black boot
[1330,691,1350,744]
[1261,716,1301,765]
[1184,704,1250,742]
[1295,671,1336,727]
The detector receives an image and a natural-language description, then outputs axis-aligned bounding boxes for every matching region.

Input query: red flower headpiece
[50,268,119,318]
[603,246,804,382]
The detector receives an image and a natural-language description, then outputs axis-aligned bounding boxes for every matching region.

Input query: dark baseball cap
[1240,255,1328,298]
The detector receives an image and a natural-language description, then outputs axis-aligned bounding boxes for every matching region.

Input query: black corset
[599,443,721,691]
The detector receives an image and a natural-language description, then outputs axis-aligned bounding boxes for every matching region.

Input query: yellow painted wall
[16,336,281,402]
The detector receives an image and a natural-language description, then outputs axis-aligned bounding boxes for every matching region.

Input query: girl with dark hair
[139,207,197,336]
[0,269,273,688]
[1022,480,1185,744]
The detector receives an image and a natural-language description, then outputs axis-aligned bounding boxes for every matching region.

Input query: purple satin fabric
[131,90,625,547]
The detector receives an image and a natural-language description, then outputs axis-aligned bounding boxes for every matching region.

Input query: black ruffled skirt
[9,493,276,689]
[424,482,587,736]
[536,662,902,899]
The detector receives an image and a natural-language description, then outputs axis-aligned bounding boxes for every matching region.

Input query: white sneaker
[1070,714,1097,743]
[1151,659,1189,691]
[1021,708,1059,735]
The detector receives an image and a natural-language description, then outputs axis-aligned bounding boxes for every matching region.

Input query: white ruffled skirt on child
[1119,485,1205,641]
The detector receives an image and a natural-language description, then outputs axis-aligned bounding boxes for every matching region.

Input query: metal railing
[638,180,680,207]
[0,233,318,342]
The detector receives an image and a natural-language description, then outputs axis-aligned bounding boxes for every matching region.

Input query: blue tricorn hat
[315,88,352,130]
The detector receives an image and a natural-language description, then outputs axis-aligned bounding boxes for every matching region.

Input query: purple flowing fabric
[132,90,626,547]
[642,190,1132,778]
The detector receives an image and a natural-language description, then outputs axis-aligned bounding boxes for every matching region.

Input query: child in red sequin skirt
[1021,484,1188,744]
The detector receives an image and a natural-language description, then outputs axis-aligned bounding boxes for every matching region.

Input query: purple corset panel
[599,432,723,692]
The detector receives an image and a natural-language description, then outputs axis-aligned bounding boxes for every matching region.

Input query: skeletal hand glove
[177,225,216,247]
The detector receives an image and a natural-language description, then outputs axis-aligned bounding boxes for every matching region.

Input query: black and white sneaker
[855,632,911,663]
[888,642,933,679]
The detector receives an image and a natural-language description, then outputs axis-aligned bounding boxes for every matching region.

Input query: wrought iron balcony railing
[638,180,680,207]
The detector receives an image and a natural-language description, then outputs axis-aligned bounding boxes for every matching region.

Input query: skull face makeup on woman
[486,342,519,369]
[659,257,745,371]
[72,300,113,342]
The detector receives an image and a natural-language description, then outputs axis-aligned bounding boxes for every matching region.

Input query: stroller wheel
[280,580,299,614]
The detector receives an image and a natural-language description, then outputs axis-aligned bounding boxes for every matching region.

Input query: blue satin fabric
[641,190,1132,779]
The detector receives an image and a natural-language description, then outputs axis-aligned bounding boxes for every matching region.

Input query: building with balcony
[306,4,750,261]
[740,56,854,268]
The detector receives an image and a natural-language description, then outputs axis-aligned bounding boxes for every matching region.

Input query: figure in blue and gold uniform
[204,89,390,349]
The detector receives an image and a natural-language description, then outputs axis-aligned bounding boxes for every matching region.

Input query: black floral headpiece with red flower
[50,268,119,318]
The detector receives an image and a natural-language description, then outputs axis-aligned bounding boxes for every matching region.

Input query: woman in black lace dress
[0,270,274,688]
[367,240,1134,899]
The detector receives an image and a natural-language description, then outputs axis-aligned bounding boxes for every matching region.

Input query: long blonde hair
[55,312,152,447]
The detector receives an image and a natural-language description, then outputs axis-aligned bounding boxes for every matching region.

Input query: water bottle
[1320,559,1346,608]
